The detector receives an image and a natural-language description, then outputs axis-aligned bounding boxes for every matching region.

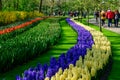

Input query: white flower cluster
[44,19,111,80]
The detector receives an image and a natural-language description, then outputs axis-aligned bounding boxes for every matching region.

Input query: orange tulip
[0,17,45,35]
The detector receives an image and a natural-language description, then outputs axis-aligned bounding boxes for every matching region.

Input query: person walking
[94,11,99,23]
[114,10,120,27]
[100,10,106,26]
[106,9,115,27]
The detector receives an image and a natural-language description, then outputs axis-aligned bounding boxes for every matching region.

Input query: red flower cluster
[0,18,43,35]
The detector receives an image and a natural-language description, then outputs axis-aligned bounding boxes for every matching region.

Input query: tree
[0,0,2,11]
[81,0,94,25]
[50,0,55,15]
[16,0,19,10]
[39,0,43,13]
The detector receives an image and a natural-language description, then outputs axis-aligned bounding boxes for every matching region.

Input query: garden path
[89,18,120,34]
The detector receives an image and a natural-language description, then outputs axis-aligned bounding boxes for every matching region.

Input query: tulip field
[0,16,120,80]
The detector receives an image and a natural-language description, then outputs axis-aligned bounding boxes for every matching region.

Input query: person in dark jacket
[114,10,120,27]
[94,11,99,23]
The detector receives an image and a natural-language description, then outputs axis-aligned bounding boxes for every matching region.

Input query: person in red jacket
[106,9,115,27]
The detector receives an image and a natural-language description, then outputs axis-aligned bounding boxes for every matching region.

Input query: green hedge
[0,18,61,73]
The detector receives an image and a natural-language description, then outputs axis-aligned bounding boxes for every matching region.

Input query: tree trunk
[13,0,16,10]
[58,0,61,11]
[51,0,54,15]
[87,9,89,26]
[16,0,19,10]
[78,8,80,21]
[0,0,2,11]
[13,0,19,10]
[81,9,83,22]
[8,3,10,11]
[99,10,102,32]
[39,0,43,13]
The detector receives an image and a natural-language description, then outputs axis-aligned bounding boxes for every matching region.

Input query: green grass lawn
[81,18,120,80]
[0,19,77,80]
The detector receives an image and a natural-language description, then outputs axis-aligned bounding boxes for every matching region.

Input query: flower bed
[16,18,94,80]
[0,11,44,25]
[0,18,45,42]
[0,18,61,73]
[0,18,43,35]
[44,19,111,80]
[0,19,31,30]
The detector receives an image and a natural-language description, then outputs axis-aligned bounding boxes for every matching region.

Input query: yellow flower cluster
[44,19,111,80]
[0,11,44,25]
[33,11,44,17]
[0,11,17,24]
[18,11,27,20]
